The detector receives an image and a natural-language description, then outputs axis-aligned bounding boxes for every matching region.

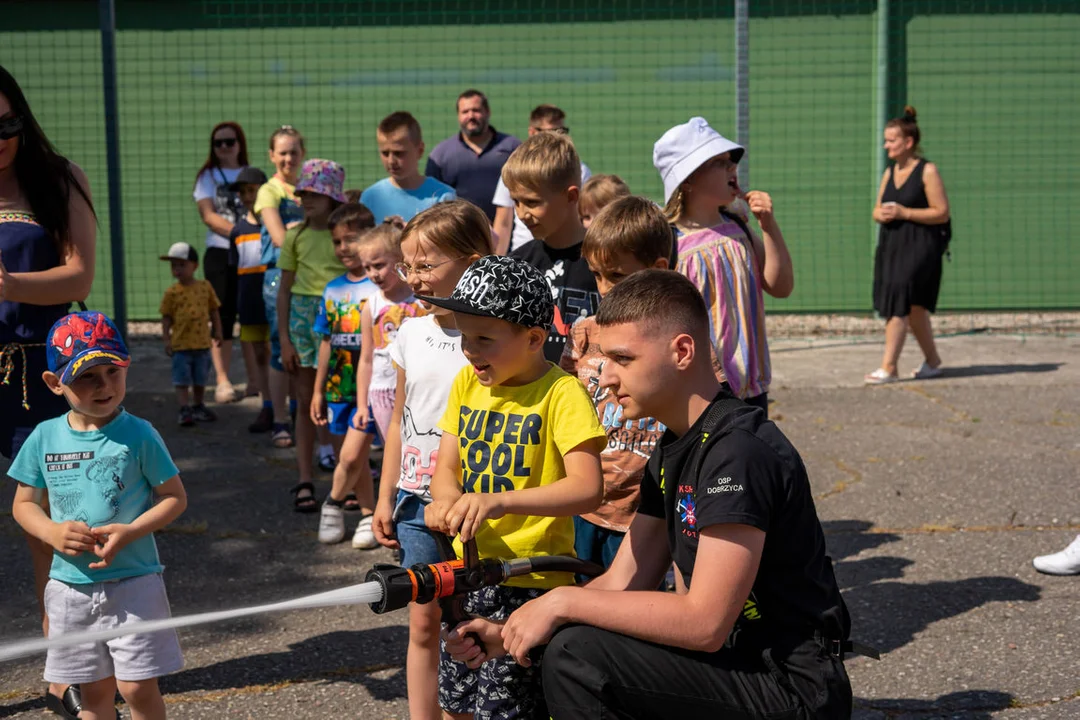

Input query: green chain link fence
[4,1,1078,320]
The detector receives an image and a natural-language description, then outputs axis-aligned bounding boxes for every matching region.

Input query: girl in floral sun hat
[276,158,348,511]
[654,117,794,416]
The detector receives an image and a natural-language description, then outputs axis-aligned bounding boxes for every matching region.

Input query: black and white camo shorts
[439,584,547,719]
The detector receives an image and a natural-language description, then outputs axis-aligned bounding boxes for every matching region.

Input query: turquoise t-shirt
[9,410,180,584]
[359,177,456,223]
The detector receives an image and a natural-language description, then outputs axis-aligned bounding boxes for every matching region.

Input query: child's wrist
[758,215,780,231]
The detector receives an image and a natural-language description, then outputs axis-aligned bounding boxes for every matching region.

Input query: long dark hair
[194,121,249,187]
[0,65,95,252]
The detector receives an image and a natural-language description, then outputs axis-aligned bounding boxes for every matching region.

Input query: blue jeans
[573,516,625,570]
[392,489,442,569]
[171,349,211,388]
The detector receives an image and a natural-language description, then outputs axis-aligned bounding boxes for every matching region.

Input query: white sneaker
[352,514,378,550]
[911,362,943,379]
[1033,535,1080,575]
[318,503,346,544]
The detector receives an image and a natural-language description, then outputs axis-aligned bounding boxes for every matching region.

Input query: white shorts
[43,573,184,684]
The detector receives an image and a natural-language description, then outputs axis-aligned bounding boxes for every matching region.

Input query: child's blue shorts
[171,349,211,388]
[327,401,377,437]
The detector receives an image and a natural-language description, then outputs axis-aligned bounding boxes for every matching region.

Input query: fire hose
[366,534,604,650]
[0,535,603,663]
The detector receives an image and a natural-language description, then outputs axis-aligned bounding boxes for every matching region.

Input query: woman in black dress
[866,106,951,384]
[0,65,99,719]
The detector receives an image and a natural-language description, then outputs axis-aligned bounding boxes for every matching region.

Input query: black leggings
[542,625,851,720]
[203,247,237,340]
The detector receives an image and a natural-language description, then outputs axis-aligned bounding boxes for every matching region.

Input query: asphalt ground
[1,331,1078,719]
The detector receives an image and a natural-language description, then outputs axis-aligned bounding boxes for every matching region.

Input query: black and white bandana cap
[418,255,555,329]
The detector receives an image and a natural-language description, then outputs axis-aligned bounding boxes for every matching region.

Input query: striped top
[676,215,770,399]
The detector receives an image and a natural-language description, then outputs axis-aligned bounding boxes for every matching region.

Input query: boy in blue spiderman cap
[11,311,188,720]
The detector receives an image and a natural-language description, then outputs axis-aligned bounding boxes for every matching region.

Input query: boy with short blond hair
[421,255,605,719]
[492,105,592,254]
[560,196,671,568]
[360,111,456,224]
[506,133,600,365]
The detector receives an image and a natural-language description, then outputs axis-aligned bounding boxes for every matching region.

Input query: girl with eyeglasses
[192,121,250,404]
[0,64,100,720]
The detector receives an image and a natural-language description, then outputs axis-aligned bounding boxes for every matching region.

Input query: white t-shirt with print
[365,289,426,393]
[387,314,468,498]
[492,162,592,252]
[193,166,244,250]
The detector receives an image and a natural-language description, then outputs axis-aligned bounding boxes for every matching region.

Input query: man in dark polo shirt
[426,89,521,221]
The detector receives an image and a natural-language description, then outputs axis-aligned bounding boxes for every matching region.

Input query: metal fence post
[873,0,890,259]
[99,0,126,336]
[735,0,750,190]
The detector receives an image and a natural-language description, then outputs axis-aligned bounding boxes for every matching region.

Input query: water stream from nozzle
[0,580,385,664]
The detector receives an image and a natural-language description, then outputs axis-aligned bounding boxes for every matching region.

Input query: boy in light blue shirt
[11,311,187,720]
[360,111,456,223]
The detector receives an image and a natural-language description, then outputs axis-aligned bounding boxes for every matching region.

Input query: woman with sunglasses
[0,65,100,719]
[193,121,250,404]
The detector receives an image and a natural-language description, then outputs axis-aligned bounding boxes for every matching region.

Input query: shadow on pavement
[930,362,1062,379]
[161,626,409,701]
[823,520,902,563]
[846,576,1039,655]
[822,520,1041,655]
[854,689,1014,719]
[0,700,42,719]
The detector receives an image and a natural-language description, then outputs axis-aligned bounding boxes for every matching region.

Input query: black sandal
[343,493,361,512]
[46,685,122,720]
[290,482,318,513]
[45,686,80,720]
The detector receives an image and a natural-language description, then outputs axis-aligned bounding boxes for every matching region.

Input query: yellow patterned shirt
[160,280,220,351]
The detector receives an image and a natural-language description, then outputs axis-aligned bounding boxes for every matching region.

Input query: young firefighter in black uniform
[488,270,854,718]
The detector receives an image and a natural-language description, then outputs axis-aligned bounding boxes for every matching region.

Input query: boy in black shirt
[493,270,853,718]
[506,133,600,363]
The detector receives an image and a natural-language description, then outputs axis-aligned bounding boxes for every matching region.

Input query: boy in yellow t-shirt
[422,255,605,719]
[160,242,223,427]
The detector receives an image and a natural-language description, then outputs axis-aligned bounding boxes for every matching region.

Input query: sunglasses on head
[0,115,24,141]
[213,137,237,149]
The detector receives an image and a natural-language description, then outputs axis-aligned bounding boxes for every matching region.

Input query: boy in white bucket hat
[653,117,794,415]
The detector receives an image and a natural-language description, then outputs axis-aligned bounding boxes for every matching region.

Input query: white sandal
[214,383,239,404]
[911,362,943,379]
[864,368,898,385]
